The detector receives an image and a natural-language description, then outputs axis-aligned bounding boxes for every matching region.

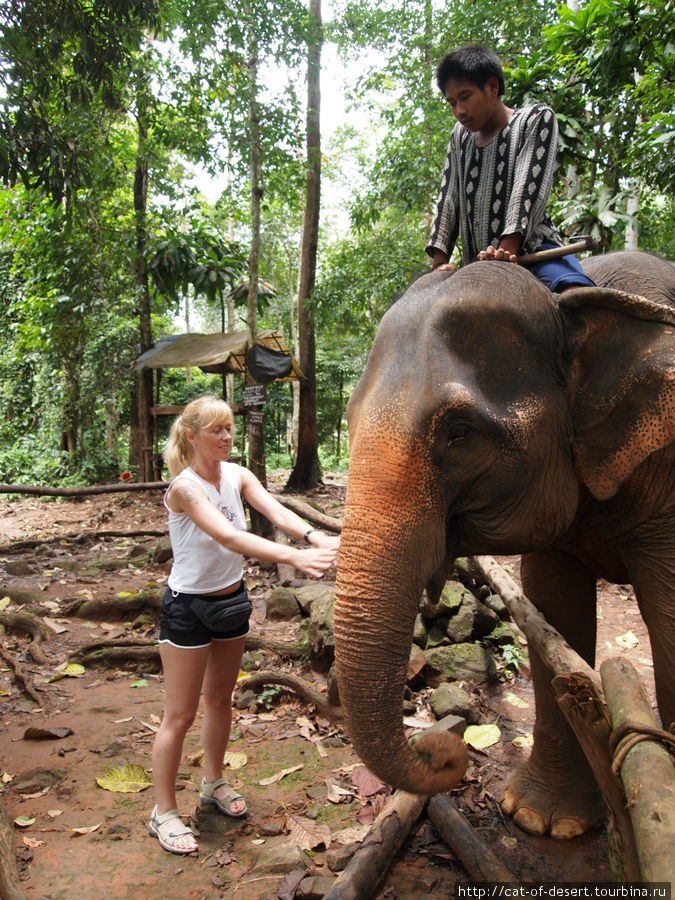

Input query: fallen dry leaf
[286,813,331,851]
[69,823,102,836]
[22,836,45,849]
[259,764,303,786]
[325,777,355,803]
[615,630,639,650]
[350,765,389,798]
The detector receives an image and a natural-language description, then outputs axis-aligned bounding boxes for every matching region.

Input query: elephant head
[334,256,675,796]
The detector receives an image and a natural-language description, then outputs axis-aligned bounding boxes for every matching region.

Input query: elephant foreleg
[623,543,675,731]
[501,548,606,838]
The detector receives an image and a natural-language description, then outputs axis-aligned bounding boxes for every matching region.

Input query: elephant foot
[501,758,606,839]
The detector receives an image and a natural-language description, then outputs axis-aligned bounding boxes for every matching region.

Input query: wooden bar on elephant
[428,794,518,883]
[322,791,426,900]
[0,801,31,900]
[551,673,641,881]
[600,657,675,884]
[465,556,601,688]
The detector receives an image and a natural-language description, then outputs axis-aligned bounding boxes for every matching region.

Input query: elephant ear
[560,287,675,501]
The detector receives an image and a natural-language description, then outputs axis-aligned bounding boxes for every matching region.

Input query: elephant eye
[447,423,470,446]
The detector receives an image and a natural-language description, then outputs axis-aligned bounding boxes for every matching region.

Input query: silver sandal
[148,806,198,855]
[199,777,247,818]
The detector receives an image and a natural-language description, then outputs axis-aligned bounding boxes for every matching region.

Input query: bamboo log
[322,791,426,900]
[600,658,675,883]
[551,673,641,880]
[0,801,31,900]
[428,794,518,882]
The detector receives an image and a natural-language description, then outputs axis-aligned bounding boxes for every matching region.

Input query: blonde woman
[148,396,339,855]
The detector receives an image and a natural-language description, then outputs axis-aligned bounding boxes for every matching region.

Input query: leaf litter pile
[0,478,655,899]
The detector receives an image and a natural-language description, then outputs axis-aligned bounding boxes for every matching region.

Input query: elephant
[333,250,675,839]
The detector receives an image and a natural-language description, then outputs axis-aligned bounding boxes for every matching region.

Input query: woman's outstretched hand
[308,531,340,551]
[294,547,338,579]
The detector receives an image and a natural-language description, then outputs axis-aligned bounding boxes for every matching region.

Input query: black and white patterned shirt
[426,104,561,266]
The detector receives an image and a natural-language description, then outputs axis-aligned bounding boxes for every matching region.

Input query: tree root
[70,642,162,670]
[68,634,307,668]
[60,588,162,619]
[0,609,54,665]
[244,633,306,659]
[0,645,43,706]
[238,670,343,720]
[0,528,166,554]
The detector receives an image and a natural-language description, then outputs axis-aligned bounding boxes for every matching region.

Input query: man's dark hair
[435,45,505,96]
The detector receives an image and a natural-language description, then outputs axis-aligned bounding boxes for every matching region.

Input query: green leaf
[464,723,501,749]
[96,764,152,793]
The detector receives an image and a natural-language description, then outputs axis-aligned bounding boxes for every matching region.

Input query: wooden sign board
[243,385,266,407]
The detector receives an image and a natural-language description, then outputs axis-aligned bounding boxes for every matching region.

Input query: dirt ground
[0,473,657,899]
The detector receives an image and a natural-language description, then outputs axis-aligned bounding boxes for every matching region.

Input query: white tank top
[164,462,247,593]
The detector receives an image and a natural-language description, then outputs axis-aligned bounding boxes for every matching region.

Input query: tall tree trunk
[286,244,300,462]
[245,21,270,535]
[286,0,322,492]
[624,181,640,250]
[130,49,154,480]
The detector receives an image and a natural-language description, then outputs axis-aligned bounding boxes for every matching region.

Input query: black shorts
[159,584,250,649]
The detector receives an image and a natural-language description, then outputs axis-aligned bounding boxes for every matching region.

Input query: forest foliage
[0,0,672,486]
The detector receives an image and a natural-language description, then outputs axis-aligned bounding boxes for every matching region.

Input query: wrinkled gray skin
[334,251,675,838]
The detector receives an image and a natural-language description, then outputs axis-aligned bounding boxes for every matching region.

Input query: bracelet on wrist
[304,528,317,542]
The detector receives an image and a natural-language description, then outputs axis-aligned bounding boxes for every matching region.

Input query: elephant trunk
[334,438,468,795]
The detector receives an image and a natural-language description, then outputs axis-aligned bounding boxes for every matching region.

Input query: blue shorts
[524,242,596,291]
[159,584,250,649]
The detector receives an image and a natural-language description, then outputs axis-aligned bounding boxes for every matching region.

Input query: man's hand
[430,249,457,273]
[477,233,521,263]
[477,245,518,263]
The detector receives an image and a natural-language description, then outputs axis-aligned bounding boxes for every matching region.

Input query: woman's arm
[169,476,337,578]
[239,467,340,551]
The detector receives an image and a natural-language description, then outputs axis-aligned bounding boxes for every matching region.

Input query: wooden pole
[464,556,600,686]
[551,673,641,881]
[322,791,426,900]
[428,794,518,882]
[600,658,675,883]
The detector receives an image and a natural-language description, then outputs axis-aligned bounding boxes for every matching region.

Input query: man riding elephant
[426,44,596,293]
